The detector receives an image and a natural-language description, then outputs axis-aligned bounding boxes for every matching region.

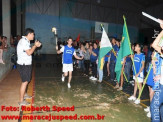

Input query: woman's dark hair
[150,47,154,52]
[24,28,34,36]
[93,42,97,45]
[135,43,143,52]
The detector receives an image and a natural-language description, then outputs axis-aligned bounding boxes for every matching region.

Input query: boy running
[56,37,83,88]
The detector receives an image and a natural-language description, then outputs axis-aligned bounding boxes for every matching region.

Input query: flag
[115,16,133,82]
[76,34,80,42]
[98,27,112,70]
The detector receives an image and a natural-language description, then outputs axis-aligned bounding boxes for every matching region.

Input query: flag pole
[123,16,140,89]
[138,63,153,99]
[112,49,129,83]
[137,51,157,99]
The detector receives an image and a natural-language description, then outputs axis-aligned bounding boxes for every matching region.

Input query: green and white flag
[98,27,112,70]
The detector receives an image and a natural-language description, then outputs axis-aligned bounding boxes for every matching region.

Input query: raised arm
[56,45,63,54]
[152,19,163,55]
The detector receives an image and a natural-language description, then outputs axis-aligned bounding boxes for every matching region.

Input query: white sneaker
[114,79,117,82]
[67,83,71,88]
[114,85,119,89]
[144,106,150,112]
[134,99,140,104]
[147,112,151,118]
[92,77,97,81]
[128,96,136,101]
[89,76,94,80]
[62,74,65,82]
[117,87,123,91]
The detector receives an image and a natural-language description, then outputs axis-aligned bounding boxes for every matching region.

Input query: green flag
[98,27,112,70]
[115,16,132,82]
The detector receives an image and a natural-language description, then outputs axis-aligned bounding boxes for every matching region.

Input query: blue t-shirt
[105,52,110,62]
[154,53,162,76]
[110,45,119,62]
[133,53,145,77]
[62,45,75,64]
[90,48,99,62]
[126,56,131,62]
[152,53,162,90]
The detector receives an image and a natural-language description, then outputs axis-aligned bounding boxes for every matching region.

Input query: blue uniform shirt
[126,56,131,62]
[110,45,119,62]
[90,48,99,62]
[105,52,110,62]
[133,53,145,77]
[61,45,75,64]
[154,53,162,76]
[152,53,162,90]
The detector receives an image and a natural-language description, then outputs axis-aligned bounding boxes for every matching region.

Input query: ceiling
[13,0,163,9]
[126,0,163,8]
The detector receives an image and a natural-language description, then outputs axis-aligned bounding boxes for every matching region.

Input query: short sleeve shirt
[60,45,76,64]
[17,36,32,65]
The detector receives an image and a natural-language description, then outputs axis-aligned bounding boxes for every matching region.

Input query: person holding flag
[110,37,119,81]
[115,16,132,91]
[128,43,145,104]
[114,39,126,91]
[97,26,112,83]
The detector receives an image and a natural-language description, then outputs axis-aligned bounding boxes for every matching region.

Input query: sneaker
[62,74,65,82]
[129,80,134,84]
[144,106,150,112]
[114,85,119,89]
[114,79,117,82]
[92,77,97,81]
[89,76,94,80]
[18,100,30,106]
[134,99,140,104]
[97,80,102,83]
[117,87,123,91]
[24,94,32,100]
[67,83,71,88]
[128,96,136,101]
[147,112,151,118]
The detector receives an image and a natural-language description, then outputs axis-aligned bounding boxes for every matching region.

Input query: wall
[0,48,15,82]
[25,12,138,54]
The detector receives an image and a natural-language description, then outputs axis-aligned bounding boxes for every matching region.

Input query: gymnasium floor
[0,54,151,122]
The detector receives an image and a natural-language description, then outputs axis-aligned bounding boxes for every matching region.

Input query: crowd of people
[56,21,163,121]
[0,35,8,64]
[0,35,21,65]
[0,22,162,121]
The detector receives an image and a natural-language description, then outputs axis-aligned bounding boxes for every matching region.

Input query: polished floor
[32,54,150,122]
[0,54,151,122]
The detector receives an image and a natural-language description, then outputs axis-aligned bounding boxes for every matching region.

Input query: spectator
[83,42,90,76]
[89,42,99,81]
